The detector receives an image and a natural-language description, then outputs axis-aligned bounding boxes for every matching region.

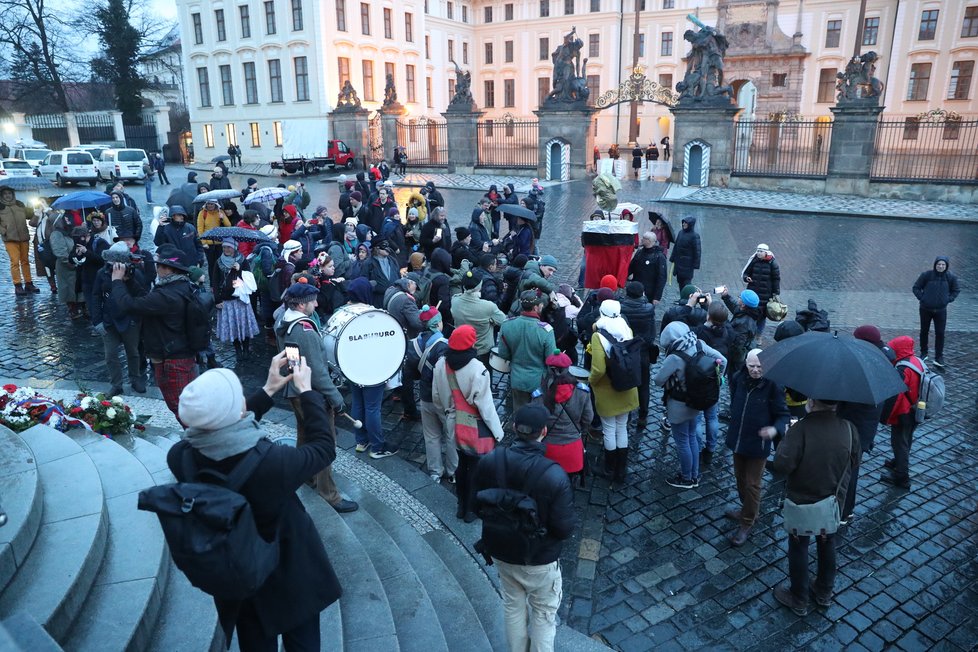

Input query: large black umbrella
[166,183,198,210]
[200,226,272,243]
[0,176,57,193]
[211,155,231,163]
[497,203,536,222]
[757,331,906,404]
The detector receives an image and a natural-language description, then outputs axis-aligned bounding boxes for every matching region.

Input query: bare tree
[0,0,81,112]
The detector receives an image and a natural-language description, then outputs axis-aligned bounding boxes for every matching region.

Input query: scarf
[446,348,478,372]
[182,416,264,461]
[218,251,242,273]
[668,328,700,355]
[155,274,189,288]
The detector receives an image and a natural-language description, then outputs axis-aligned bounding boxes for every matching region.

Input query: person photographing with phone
[273,280,359,513]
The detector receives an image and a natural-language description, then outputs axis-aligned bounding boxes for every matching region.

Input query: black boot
[206,355,221,369]
[599,449,614,478]
[614,448,628,484]
[233,341,243,358]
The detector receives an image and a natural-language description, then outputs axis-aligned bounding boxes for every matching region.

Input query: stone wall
[534,108,596,181]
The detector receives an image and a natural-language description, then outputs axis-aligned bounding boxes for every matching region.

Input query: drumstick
[338,412,363,429]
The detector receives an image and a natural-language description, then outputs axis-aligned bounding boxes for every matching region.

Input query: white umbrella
[242,187,290,205]
[193,188,242,203]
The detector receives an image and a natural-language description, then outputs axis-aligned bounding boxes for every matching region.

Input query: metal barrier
[871,113,978,183]
[476,118,538,169]
[732,119,832,178]
[395,118,448,167]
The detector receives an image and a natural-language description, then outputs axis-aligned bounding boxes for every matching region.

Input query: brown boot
[14,284,26,297]
[23,282,40,294]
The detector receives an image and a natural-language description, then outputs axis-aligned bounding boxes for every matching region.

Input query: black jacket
[695,322,734,361]
[469,212,492,251]
[92,266,148,332]
[659,302,707,334]
[726,371,790,459]
[420,219,452,260]
[669,218,701,279]
[154,221,205,266]
[111,275,197,359]
[913,256,960,310]
[628,245,667,302]
[451,241,478,269]
[743,256,781,303]
[209,174,232,190]
[429,248,454,327]
[472,267,501,305]
[474,440,577,565]
[168,390,341,643]
[620,295,656,347]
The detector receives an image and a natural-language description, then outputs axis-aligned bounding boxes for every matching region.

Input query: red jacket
[278,205,298,244]
[885,335,921,425]
[238,222,258,257]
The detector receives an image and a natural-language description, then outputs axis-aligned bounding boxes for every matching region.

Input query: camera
[697,294,709,305]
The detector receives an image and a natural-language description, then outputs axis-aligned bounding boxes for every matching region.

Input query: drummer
[531,352,593,487]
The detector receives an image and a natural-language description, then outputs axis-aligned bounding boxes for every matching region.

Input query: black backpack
[137,439,280,600]
[186,284,212,352]
[475,451,551,564]
[598,329,644,391]
[669,341,722,410]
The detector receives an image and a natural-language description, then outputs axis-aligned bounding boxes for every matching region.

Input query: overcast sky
[151,0,177,21]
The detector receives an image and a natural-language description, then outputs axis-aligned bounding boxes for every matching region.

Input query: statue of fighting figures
[836,51,884,105]
[676,14,733,105]
[335,80,362,111]
[448,60,477,111]
[544,27,590,106]
[383,73,399,107]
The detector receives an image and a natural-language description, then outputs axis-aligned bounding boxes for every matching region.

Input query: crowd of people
[0,165,960,651]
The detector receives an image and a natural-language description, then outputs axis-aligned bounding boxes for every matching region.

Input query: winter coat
[273,308,345,406]
[473,440,577,565]
[669,218,701,280]
[517,261,556,296]
[92,266,147,332]
[773,410,860,506]
[498,315,557,393]
[423,183,444,210]
[197,208,231,246]
[468,213,492,252]
[167,390,341,644]
[367,254,400,308]
[628,245,667,303]
[50,229,79,303]
[429,248,454,326]
[451,288,507,355]
[695,322,734,361]
[316,279,346,318]
[451,241,479,269]
[743,255,781,303]
[883,336,922,425]
[725,370,790,458]
[407,331,448,402]
[385,285,425,339]
[589,331,640,417]
[420,219,452,260]
[619,295,657,348]
[531,380,593,446]
[209,173,232,190]
[659,302,708,333]
[366,199,396,235]
[0,200,30,242]
[154,221,205,266]
[105,203,140,242]
[836,402,882,454]
[472,267,502,305]
[292,222,327,258]
[912,256,960,310]
[431,356,504,441]
[111,275,197,360]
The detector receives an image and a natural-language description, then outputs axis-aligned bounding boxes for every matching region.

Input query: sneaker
[369,445,399,459]
[666,474,695,489]
[773,584,810,617]
[354,443,370,453]
[661,416,672,431]
[921,355,929,362]
[809,588,832,608]
[880,472,911,489]
[839,513,854,526]
[692,476,701,488]
[933,358,945,369]
[445,474,456,484]
[429,473,441,483]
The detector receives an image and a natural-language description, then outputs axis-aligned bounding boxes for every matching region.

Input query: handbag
[781,423,852,537]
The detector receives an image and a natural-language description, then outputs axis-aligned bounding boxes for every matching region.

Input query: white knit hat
[599,299,621,318]
[281,239,301,258]
[179,369,245,430]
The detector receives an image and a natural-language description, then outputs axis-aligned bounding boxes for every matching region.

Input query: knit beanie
[448,325,477,350]
[853,324,882,345]
[461,271,481,290]
[409,252,426,270]
[740,289,760,308]
[600,275,618,291]
[179,369,245,430]
[455,226,471,241]
[545,352,572,368]
[625,281,644,298]
[513,254,529,269]
[596,287,615,302]
[419,304,443,330]
[680,284,698,301]
[350,191,362,202]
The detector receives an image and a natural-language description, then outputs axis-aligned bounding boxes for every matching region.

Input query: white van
[12,147,52,172]
[39,151,99,187]
[98,148,149,182]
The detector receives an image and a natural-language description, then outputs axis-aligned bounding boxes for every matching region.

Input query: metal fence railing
[871,117,978,183]
[395,118,448,167]
[732,119,832,178]
[476,119,538,169]
[76,112,116,144]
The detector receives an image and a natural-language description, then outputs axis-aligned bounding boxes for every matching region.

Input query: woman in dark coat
[669,216,701,289]
[631,146,643,178]
[742,243,781,331]
[166,355,341,650]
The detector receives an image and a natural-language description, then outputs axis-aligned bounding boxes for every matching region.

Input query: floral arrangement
[0,384,149,437]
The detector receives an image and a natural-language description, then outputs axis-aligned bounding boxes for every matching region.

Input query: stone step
[329,478,450,652]
[61,431,168,652]
[0,611,63,652]
[0,425,107,642]
[299,485,399,652]
[0,426,42,594]
[340,479,496,652]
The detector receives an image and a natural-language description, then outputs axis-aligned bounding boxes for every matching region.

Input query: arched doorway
[544,138,570,181]
[682,139,711,187]
[735,80,757,118]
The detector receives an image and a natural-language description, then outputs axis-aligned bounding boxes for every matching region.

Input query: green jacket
[498,314,556,393]
[518,261,556,295]
[451,288,507,354]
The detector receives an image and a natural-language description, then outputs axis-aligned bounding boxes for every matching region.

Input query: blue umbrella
[51,191,112,210]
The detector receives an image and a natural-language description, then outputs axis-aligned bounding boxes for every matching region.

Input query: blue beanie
[740,289,760,308]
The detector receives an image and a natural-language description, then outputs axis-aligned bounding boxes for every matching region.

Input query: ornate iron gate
[395,116,447,167]
[476,113,538,169]
[76,112,116,144]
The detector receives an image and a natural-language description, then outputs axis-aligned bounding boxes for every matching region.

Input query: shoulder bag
[781,423,852,537]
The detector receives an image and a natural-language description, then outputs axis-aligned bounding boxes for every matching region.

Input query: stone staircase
[0,421,608,651]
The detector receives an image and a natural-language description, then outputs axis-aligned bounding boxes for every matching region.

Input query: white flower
[105,408,117,420]
[81,397,94,410]
[111,396,124,406]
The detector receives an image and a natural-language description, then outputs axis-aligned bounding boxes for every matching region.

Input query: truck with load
[269,119,357,174]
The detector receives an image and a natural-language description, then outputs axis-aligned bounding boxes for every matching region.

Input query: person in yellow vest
[197,199,231,279]
[432,325,504,523]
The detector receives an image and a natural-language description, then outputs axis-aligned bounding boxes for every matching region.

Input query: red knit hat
[448,325,477,350]
[600,275,618,291]
[545,352,572,368]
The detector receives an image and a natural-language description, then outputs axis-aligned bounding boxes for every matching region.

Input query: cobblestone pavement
[662,185,977,222]
[4,170,977,650]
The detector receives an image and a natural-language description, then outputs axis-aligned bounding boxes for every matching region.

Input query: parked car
[12,147,52,172]
[97,148,149,182]
[0,159,37,179]
[38,150,99,187]
[67,144,112,161]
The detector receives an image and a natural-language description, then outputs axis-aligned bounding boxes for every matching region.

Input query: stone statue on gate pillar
[676,14,734,106]
[447,61,477,112]
[835,51,884,106]
[543,26,590,107]
[334,80,362,112]
[381,73,403,114]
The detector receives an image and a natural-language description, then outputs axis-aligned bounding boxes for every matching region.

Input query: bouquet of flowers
[0,384,85,433]
[67,390,149,437]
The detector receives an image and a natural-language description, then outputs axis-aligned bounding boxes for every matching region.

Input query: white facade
[176,0,978,163]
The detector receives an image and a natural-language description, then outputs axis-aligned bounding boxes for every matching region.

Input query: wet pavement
[4,169,977,650]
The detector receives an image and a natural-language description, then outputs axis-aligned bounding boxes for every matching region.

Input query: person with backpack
[669,217,701,290]
[407,306,456,483]
[589,300,639,483]
[620,281,657,430]
[912,256,960,369]
[432,325,504,522]
[160,354,343,650]
[498,291,558,416]
[532,352,593,486]
[880,335,923,490]
[695,301,735,462]
[450,271,507,369]
[428,247,455,331]
[654,321,727,489]
[110,245,202,425]
[472,404,577,652]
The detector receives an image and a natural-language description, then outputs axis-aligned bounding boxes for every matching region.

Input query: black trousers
[842,451,864,519]
[919,307,947,359]
[788,533,836,601]
[889,413,916,480]
[638,347,651,420]
[455,450,481,515]
[234,601,320,652]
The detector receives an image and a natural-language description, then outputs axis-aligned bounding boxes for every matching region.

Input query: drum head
[328,308,406,386]
[568,365,589,381]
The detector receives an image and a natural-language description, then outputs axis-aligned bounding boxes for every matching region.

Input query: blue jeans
[672,418,700,480]
[351,384,385,452]
[695,404,720,452]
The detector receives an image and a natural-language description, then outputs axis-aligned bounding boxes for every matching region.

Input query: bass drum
[322,305,406,387]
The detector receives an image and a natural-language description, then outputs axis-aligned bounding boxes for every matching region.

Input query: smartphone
[435,228,443,239]
[714,286,725,294]
[284,345,300,369]
[789,417,799,427]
